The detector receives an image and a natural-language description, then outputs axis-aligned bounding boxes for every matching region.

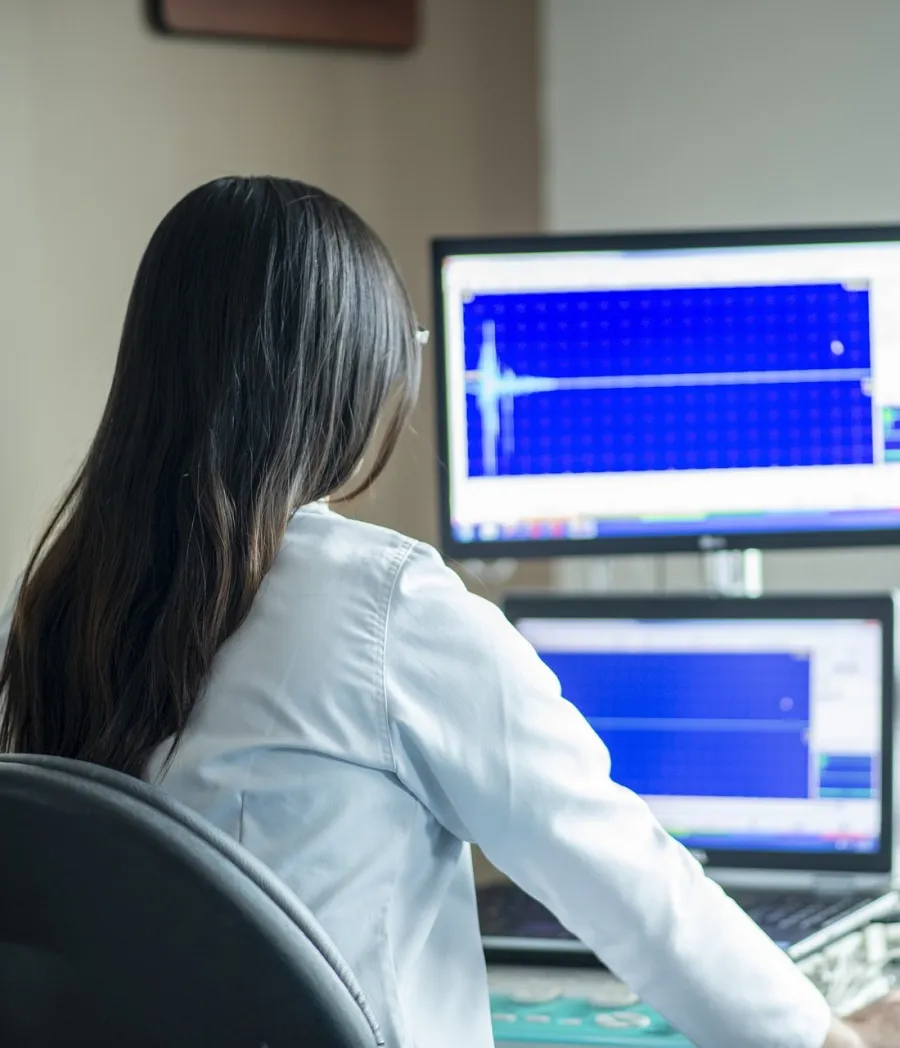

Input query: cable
[798,920,900,1014]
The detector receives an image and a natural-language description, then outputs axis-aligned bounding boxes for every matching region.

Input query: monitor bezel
[432,224,900,560]
[503,592,895,875]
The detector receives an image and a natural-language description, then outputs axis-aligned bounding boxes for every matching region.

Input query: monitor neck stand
[703,548,763,598]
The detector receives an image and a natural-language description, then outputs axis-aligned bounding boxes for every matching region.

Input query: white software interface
[516,616,884,854]
[440,240,900,544]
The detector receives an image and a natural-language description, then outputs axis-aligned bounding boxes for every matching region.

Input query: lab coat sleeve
[383,542,831,1048]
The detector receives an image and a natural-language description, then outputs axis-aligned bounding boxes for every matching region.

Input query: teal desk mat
[491,992,694,1046]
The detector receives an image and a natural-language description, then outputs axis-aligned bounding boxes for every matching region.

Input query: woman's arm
[383,542,833,1048]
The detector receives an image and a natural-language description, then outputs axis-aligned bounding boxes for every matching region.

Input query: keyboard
[479,884,577,941]
[479,883,883,948]
[727,889,882,945]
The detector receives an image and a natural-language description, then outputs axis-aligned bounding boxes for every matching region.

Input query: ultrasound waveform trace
[465,320,869,476]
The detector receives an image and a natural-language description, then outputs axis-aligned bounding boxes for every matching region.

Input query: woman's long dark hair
[0,177,420,777]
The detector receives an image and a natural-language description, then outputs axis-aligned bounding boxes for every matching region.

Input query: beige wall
[0,0,541,591]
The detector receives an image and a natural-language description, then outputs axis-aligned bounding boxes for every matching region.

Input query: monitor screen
[434,229,900,556]
[514,614,885,856]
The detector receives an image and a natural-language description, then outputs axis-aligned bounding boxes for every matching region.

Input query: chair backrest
[0,754,384,1048]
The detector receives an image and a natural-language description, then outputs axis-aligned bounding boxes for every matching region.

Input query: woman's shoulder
[285,502,420,575]
[279,504,496,639]
[278,503,449,617]
[280,503,517,653]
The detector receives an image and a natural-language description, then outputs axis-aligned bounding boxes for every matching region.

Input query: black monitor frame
[503,592,895,875]
[432,224,900,560]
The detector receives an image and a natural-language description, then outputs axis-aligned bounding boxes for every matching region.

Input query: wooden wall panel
[149,0,418,50]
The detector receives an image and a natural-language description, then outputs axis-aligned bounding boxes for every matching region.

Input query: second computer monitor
[505,594,893,873]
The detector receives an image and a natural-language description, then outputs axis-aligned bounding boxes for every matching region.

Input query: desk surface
[488,966,692,1047]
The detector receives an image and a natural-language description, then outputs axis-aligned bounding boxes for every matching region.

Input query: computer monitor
[432,227,900,558]
[504,595,894,873]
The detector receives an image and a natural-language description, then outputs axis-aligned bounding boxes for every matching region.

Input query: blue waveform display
[541,648,811,800]
[462,284,873,478]
[465,320,558,474]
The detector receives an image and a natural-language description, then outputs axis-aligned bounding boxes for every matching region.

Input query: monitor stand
[703,549,763,598]
[552,557,611,593]
[551,550,764,598]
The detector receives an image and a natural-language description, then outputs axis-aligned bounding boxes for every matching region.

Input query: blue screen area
[541,650,811,800]
[819,754,875,798]
[463,283,873,478]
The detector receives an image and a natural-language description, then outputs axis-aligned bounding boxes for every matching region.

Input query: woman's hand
[826,992,900,1047]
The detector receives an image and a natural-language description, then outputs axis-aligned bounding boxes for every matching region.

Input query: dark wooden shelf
[148,0,419,51]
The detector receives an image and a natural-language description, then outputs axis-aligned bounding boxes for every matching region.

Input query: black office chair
[0,754,385,1048]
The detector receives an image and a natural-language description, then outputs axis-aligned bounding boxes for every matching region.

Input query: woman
[0,177,894,1048]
